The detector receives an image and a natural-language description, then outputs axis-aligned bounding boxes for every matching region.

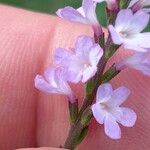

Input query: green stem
[63,108,92,150]
[101,64,120,83]
[119,0,130,9]
[69,101,78,125]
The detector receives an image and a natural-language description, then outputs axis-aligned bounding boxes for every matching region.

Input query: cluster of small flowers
[35,0,150,140]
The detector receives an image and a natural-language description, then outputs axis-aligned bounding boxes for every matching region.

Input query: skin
[0,4,150,150]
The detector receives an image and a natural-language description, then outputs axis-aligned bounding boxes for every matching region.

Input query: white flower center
[100,103,112,112]
[119,31,129,38]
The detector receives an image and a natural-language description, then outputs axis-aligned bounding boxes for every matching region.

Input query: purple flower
[54,35,103,83]
[129,0,150,8]
[129,0,150,13]
[56,0,101,36]
[34,67,75,103]
[93,0,117,10]
[109,9,150,52]
[92,83,137,139]
[116,52,150,76]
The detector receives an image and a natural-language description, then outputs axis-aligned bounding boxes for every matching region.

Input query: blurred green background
[0,0,81,14]
[0,0,149,30]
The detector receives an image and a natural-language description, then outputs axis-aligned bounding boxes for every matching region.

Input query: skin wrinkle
[0,5,57,149]
[0,4,149,150]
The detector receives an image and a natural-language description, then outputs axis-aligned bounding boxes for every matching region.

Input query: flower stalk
[34,0,149,149]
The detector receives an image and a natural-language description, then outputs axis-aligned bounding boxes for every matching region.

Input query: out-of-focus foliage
[0,0,81,13]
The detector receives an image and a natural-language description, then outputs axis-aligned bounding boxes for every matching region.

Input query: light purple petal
[123,42,148,52]
[82,0,98,25]
[35,67,72,96]
[130,10,149,32]
[82,0,93,13]
[104,114,121,139]
[135,61,150,76]
[56,7,87,24]
[136,33,150,48]
[82,66,97,83]
[123,33,150,52]
[122,52,150,75]
[34,75,56,93]
[128,0,138,7]
[115,9,133,29]
[96,83,113,103]
[142,8,150,13]
[44,67,58,87]
[77,7,85,17]
[89,44,103,66]
[108,25,123,45]
[75,35,94,54]
[125,52,148,66]
[143,0,150,5]
[107,86,130,107]
[116,107,137,127]
[67,70,82,83]
[54,48,74,66]
[92,103,106,124]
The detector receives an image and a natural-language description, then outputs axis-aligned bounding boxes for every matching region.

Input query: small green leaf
[76,126,89,146]
[69,101,78,124]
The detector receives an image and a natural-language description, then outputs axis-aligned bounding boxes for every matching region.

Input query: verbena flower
[56,0,101,36]
[116,52,150,76]
[129,0,150,9]
[93,0,117,10]
[54,35,103,83]
[129,0,150,13]
[92,83,137,139]
[109,9,150,52]
[34,67,75,103]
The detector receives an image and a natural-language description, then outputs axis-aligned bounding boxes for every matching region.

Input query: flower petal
[108,25,123,45]
[130,10,149,33]
[56,6,87,24]
[135,61,150,76]
[104,114,121,139]
[107,86,130,107]
[75,35,94,54]
[77,7,85,17]
[116,107,137,127]
[128,0,138,7]
[34,75,56,94]
[92,103,106,124]
[82,0,98,25]
[82,66,97,83]
[67,69,82,83]
[54,48,74,66]
[122,52,150,76]
[123,33,150,51]
[135,33,150,48]
[89,44,103,66]
[142,8,150,14]
[96,83,113,103]
[115,9,133,30]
